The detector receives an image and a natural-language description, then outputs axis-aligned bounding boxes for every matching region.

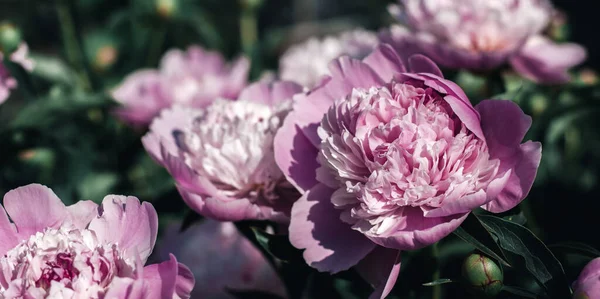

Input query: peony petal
[325,56,385,99]
[141,254,182,299]
[424,190,488,218]
[289,184,376,273]
[368,208,468,250]
[573,258,600,298]
[238,81,303,106]
[0,207,19,255]
[510,35,587,84]
[476,100,541,213]
[88,196,158,262]
[143,106,199,161]
[3,184,68,238]
[274,110,321,193]
[356,247,402,299]
[66,200,98,230]
[363,44,407,82]
[408,54,443,77]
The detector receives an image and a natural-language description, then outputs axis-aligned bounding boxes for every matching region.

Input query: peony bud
[84,31,119,73]
[156,0,178,19]
[461,253,504,297]
[0,22,22,54]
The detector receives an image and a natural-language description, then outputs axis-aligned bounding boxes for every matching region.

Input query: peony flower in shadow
[155,220,287,299]
[279,29,378,89]
[573,258,600,299]
[142,81,304,222]
[0,184,194,298]
[274,44,541,298]
[381,0,586,84]
[112,46,249,126]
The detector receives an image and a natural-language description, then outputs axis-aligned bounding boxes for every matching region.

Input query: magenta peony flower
[279,29,378,88]
[0,43,34,104]
[155,220,287,299]
[0,184,194,298]
[112,46,250,126]
[142,81,304,222]
[274,45,541,298]
[381,0,586,84]
[573,258,600,299]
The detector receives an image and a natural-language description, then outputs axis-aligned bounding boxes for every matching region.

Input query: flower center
[0,227,134,298]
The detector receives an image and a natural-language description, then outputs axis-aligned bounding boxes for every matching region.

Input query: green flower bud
[156,0,178,19]
[0,22,22,54]
[461,253,504,298]
[84,31,119,73]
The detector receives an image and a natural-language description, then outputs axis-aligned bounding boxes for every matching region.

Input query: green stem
[55,0,92,91]
[239,1,258,59]
[432,243,442,299]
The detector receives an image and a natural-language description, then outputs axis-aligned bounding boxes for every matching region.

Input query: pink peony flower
[0,43,34,105]
[381,0,586,84]
[142,81,304,222]
[0,184,194,298]
[279,29,378,88]
[274,45,541,298]
[155,220,287,299]
[112,46,250,126]
[573,258,600,299]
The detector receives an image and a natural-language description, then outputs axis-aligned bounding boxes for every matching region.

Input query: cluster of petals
[0,184,194,298]
[381,0,586,84]
[0,43,34,104]
[156,220,287,299]
[573,258,600,299]
[143,81,304,222]
[274,44,541,298]
[279,29,378,88]
[112,45,250,125]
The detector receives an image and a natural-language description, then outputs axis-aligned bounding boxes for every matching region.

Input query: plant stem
[55,0,92,91]
[239,6,258,56]
[432,243,442,299]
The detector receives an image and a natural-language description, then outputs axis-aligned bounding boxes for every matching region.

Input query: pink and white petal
[408,54,443,77]
[270,81,304,104]
[274,111,321,193]
[141,254,179,299]
[3,184,68,238]
[0,207,19,255]
[510,35,587,84]
[483,141,541,213]
[289,184,376,273]
[144,106,199,159]
[88,195,158,262]
[324,56,385,101]
[476,99,533,159]
[227,56,251,92]
[238,81,303,106]
[104,277,140,299]
[368,208,468,250]
[203,196,272,221]
[174,263,195,299]
[66,200,98,229]
[424,190,487,218]
[356,247,402,299]
[363,44,407,82]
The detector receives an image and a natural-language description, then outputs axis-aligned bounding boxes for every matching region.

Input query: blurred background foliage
[0,0,599,298]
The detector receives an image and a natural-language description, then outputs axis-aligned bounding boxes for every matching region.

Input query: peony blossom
[274,45,541,298]
[0,184,194,298]
[573,258,600,299]
[279,29,378,88]
[155,220,287,299]
[381,0,586,84]
[0,43,34,104]
[142,81,304,222]
[112,46,250,126]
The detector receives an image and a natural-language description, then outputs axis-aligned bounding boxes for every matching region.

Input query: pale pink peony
[0,43,34,105]
[112,46,250,126]
[381,0,586,84]
[279,29,378,88]
[573,258,600,299]
[274,45,541,298]
[155,220,287,299]
[142,81,304,222]
[0,184,194,299]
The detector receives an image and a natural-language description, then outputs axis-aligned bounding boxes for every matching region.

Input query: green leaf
[501,286,538,299]
[251,227,303,263]
[478,215,571,298]
[422,278,454,287]
[550,242,600,259]
[453,213,511,267]
[76,172,118,202]
[29,54,79,87]
[503,211,527,225]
